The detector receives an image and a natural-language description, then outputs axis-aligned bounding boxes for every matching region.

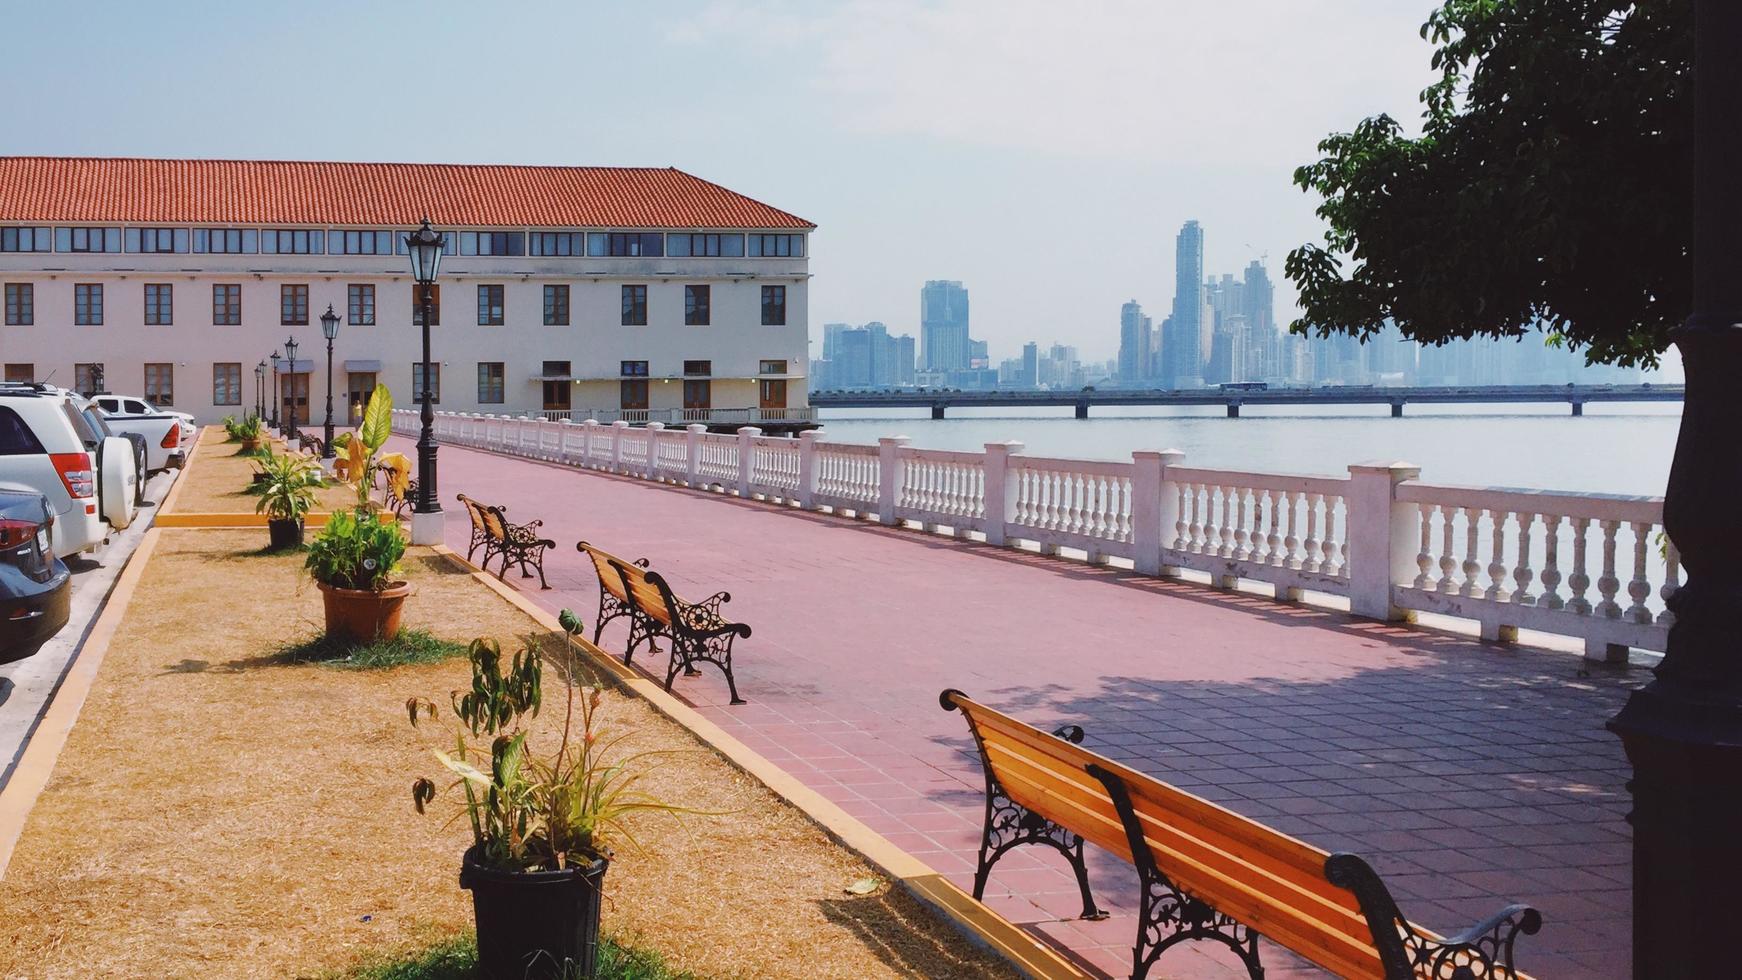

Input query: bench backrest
[610,558,676,628]
[455,494,487,534]
[942,691,1389,979]
[577,541,671,627]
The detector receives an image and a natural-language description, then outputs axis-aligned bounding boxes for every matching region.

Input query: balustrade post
[1345,461,1421,621]
[877,436,910,526]
[736,426,761,498]
[580,419,598,469]
[1132,449,1184,576]
[609,420,627,474]
[686,424,705,487]
[797,430,824,510]
[980,441,1024,546]
[645,422,665,481]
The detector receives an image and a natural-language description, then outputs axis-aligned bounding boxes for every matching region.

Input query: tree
[1285,0,1690,368]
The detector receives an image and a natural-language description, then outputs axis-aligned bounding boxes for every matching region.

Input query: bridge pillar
[1074,402,1089,420]
[1390,401,1404,418]
[930,403,945,420]
[1226,402,1240,418]
[1571,400,1584,416]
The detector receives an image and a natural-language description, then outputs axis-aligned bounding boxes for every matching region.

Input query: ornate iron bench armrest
[503,518,552,548]
[1326,853,1541,979]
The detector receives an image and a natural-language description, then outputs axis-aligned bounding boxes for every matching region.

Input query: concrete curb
[434,544,1088,980]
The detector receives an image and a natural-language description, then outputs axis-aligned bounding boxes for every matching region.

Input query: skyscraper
[1165,221,1205,388]
[1021,341,1040,387]
[1118,300,1152,382]
[920,280,971,372]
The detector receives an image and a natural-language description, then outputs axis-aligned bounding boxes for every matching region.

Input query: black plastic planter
[460,844,608,980]
[266,518,303,551]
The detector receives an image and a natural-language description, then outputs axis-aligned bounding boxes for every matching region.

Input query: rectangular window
[683,360,712,376]
[587,232,664,257]
[748,234,804,257]
[761,285,787,325]
[144,363,174,406]
[0,227,51,252]
[667,233,745,257]
[261,229,324,254]
[412,363,441,405]
[75,284,103,325]
[620,360,649,377]
[127,227,189,253]
[411,284,441,326]
[477,284,505,326]
[192,228,257,254]
[759,359,788,374]
[529,232,585,256]
[281,284,309,325]
[3,283,31,325]
[75,363,103,397]
[477,362,505,404]
[331,230,395,255]
[58,227,123,253]
[619,379,649,410]
[621,285,647,326]
[542,284,570,325]
[684,285,710,326]
[144,283,173,325]
[457,231,526,256]
[4,364,33,383]
[348,284,375,325]
[212,284,241,325]
[213,363,242,405]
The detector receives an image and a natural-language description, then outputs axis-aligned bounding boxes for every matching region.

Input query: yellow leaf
[347,437,367,484]
[379,452,411,498]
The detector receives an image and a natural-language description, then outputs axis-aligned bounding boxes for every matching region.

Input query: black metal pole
[271,365,280,430]
[415,283,440,514]
[323,336,336,458]
[1608,2,1742,976]
[287,369,299,445]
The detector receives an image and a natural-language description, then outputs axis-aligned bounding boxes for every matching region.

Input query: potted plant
[305,508,409,641]
[338,387,410,512]
[409,612,693,980]
[235,414,265,454]
[253,450,322,550]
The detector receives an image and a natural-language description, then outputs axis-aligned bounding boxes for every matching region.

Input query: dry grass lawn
[167,427,359,514]
[0,530,1016,980]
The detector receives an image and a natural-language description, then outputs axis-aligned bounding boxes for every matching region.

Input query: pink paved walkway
[410,438,1636,978]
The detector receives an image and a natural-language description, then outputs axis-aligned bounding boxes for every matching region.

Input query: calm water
[814,403,1682,497]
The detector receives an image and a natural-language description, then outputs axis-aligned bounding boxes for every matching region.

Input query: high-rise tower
[920,280,971,372]
[1166,221,1205,387]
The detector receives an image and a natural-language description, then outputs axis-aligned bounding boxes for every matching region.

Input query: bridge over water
[810,383,1682,418]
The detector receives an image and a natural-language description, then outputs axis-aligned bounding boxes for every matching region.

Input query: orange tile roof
[0,157,814,230]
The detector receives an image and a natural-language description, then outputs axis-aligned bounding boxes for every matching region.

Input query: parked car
[0,483,71,662]
[90,395,197,451]
[84,395,186,473]
[0,383,139,558]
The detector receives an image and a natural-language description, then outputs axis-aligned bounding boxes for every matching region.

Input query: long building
[0,157,814,427]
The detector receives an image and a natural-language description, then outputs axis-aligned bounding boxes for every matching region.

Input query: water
[815,403,1682,497]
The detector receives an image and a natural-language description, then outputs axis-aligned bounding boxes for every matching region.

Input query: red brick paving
[413,438,1639,978]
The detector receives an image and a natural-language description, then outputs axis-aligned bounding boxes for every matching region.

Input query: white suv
[91,395,198,448]
[0,384,139,558]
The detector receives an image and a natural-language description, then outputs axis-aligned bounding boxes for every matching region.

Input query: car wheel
[134,448,148,505]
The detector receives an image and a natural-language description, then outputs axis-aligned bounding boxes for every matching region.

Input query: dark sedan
[0,484,71,663]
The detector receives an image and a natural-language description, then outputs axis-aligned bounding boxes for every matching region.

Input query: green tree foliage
[1286,0,1689,367]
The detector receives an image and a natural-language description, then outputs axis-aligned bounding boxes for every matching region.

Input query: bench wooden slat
[579,544,631,603]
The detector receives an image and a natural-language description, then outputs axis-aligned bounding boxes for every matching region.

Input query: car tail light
[51,452,95,499]
[161,425,180,448]
[0,518,38,548]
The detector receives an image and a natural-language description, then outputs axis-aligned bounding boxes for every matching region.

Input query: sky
[2,0,1445,363]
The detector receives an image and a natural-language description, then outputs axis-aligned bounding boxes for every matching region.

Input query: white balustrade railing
[391,409,1674,659]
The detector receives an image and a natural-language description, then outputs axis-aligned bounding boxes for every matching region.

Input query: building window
[477,362,505,404]
[543,285,570,326]
[4,364,34,383]
[456,231,526,256]
[75,363,103,397]
[588,232,664,257]
[0,227,51,252]
[58,227,122,253]
[213,363,242,405]
[261,229,324,254]
[332,230,394,255]
[683,379,711,410]
[620,360,649,377]
[748,234,804,257]
[529,232,585,256]
[75,284,103,325]
[411,284,441,326]
[348,284,375,325]
[477,285,505,326]
[621,285,647,326]
[759,359,788,374]
[144,363,174,406]
[667,233,744,257]
[281,284,309,325]
[212,284,241,325]
[761,285,786,326]
[127,228,189,253]
[3,283,31,325]
[192,228,257,254]
[683,360,712,376]
[144,283,173,325]
[684,285,710,326]
[619,379,649,410]
[412,363,441,404]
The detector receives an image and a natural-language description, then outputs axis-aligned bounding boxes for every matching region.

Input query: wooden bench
[939,690,1541,980]
[383,478,417,520]
[577,540,750,705]
[455,493,555,589]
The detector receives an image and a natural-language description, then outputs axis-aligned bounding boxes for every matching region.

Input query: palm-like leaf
[360,386,392,451]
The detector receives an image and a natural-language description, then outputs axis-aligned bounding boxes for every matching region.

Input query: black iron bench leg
[664,637,746,705]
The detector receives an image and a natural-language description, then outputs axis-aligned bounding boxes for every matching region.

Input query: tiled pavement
[410,437,1639,978]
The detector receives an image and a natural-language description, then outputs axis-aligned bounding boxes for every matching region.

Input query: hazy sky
[3,0,1441,362]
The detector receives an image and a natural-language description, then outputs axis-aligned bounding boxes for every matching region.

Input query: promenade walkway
[408,437,1636,978]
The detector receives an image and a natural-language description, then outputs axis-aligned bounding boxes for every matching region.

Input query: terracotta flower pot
[241,437,263,453]
[318,580,410,642]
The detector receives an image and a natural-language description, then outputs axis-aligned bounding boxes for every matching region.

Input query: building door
[683,380,711,411]
[282,373,311,425]
[541,361,571,413]
[759,379,787,410]
[619,379,649,411]
[346,372,377,425]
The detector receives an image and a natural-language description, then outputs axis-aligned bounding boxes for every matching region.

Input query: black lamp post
[406,217,444,521]
[1608,2,1742,975]
[254,361,266,420]
[283,335,300,444]
[269,351,281,430]
[320,304,339,459]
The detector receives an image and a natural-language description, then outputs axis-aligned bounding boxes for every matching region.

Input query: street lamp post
[283,336,300,445]
[1608,1,1742,975]
[269,351,281,430]
[255,361,266,420]
[320,305,339,459]
[405,218,445,544]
